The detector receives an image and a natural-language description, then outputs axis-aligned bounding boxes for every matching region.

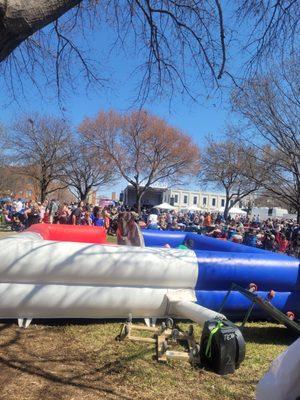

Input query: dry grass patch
[0,320,296,400]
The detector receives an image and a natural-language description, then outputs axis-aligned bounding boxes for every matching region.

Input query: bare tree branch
[4,114,72,202]
[80,109,200,213]
[61,137,117,201]
[232,56,300,221]
[200,131,261,219]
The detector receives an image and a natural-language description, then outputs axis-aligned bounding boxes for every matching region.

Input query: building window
[203,197,207,205]
[174,194,179,204]
[183,195,188,204]
[221,199,225,207]
[193,196,198,205]
[212,198,216,207]
[230,200,234,207]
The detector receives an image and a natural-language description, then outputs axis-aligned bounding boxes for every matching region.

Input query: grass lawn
[0,320,296,400]
[0,229,297,399]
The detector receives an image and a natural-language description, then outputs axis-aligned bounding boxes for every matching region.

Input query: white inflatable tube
[170,300,226,325]
[0,236,198,288]
[0,284,174,319]
[0,282,222,324]
[0,232,225,326]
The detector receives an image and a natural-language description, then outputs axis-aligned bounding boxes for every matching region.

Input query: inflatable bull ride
[0,224,299,374]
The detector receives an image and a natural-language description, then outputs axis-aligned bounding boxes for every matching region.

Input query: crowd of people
[0,199,115,232]
[1,199,300,257]
[142,207,300,257]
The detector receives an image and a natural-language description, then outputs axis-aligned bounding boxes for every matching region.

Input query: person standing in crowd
[24,202,40,227]
[57,202,70,224]
[90,206,105,227]
[147,207,160,229]
[276,232,289,253]
[15,198,23,213]
[203,212,212,227]
[117,211,145,246]
[166,211,173,229]
[39,200,48,222]
[47,199,59,224]
[108,208,118,235]
[102,209,110,231]
[82,210,92,226]
[71,202,83,225]
[243,228,257,247]
[262,231,276,251]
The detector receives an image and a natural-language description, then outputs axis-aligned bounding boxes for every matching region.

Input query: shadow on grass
[0,320,154,400]
[0,349,151,399]
[1,319,297,399]
[242,324,298,345]
[4,317,298,344]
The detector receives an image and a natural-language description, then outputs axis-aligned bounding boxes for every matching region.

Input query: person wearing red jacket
[275,232,289,253]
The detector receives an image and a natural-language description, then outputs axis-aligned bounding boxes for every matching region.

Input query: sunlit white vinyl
[0,283,184,319]
[169,300,226,325]
[0,236,198,288]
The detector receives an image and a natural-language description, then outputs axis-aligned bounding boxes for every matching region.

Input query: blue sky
[0,9,239,198]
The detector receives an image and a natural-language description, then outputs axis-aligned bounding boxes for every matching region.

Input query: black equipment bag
[200,318,246,375]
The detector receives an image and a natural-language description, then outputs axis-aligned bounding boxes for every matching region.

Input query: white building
[162,188,236,211]
[122,185,240,211]
[249,207,294,220]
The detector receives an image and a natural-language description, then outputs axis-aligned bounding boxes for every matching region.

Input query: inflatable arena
[0,224,298,322]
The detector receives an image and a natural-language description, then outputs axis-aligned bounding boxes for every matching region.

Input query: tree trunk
[136,194,142,215]
[80,185,93,203]
[223,204,229,221]
[223,188,230,221]
[40,173,48,203]
[80,191,87,202]
[0,0,82,62]
[297,208,300,225]
[136,188,146,215]
[40,184,47,203]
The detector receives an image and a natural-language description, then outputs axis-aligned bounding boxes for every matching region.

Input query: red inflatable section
[27,224,108,244]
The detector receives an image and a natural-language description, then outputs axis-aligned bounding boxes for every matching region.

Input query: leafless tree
[80,110,200,213]
[236,1,300,69]
[200,133,261,219]
[0,165,25,198]
[5,114,71,202]
[0,159,13,197]
[0,126,25,197]
[1,1,298,102]
[232,57,300,222]
[0,1,227,101]
[62,138,116,202]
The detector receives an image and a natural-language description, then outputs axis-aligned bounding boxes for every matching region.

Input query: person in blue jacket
[243,228,257,247]
[90,206,105,227]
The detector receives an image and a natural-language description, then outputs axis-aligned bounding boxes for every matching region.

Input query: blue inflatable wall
[142,230,300,320]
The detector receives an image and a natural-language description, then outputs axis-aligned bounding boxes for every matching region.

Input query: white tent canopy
[154,202,176,210]
[182,204,202,211]
[217,207,247,215]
